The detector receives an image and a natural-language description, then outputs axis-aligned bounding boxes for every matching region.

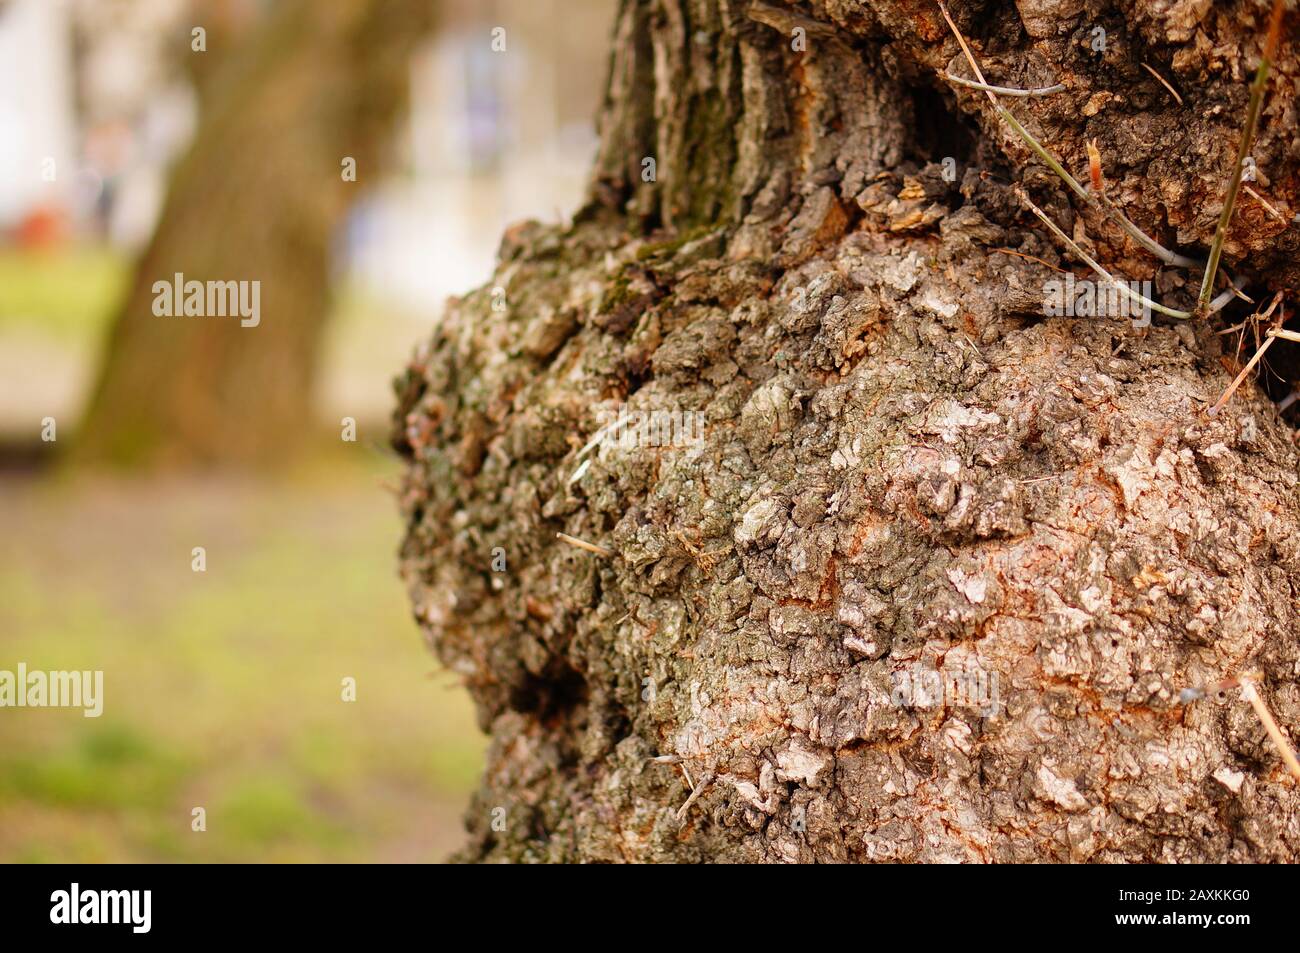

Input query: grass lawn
[0,455,485,862]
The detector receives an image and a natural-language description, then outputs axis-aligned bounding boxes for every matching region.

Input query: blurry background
[0,0,615,861]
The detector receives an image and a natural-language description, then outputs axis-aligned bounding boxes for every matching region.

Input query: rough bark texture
[395,0,1300,862]
[78,0,433,468]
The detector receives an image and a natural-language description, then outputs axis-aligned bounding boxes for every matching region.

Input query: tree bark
[77,0,433,468]
[395,0,1300,862]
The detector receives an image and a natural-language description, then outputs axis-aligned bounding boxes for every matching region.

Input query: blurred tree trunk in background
[77,0,434,467]
[395,0,1300,862]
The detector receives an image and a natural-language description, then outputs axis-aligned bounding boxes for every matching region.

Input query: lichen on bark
[394,0,1300,862]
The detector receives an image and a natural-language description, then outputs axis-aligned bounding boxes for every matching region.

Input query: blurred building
[352,0,616,311]
[0,0,77,239]
[2,0,614,299]
[0,0,198,248]
[0,0,616,432]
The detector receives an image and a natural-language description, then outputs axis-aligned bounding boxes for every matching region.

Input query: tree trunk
[77,0,433,468]
[395,0,1300,862]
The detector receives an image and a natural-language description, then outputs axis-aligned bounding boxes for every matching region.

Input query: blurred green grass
[0,244,479,861]
[0,246,129,340]
[0,458,485,862]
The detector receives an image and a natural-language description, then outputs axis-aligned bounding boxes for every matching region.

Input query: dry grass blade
[556,531,614,558]
[943,73,1064,97]
[1197,0,1286,313]
[1206,292,1284,416]
[1016,188,1193,319]
[1239,675,1300,782]
[1208,337,1278,418]
[937,2,1200,270]
[936,1,996,103]
[1141,62,1183,106]
[1242,183,1287,223]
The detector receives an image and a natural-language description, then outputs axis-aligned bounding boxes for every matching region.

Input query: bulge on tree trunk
[395,0,1300,863]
